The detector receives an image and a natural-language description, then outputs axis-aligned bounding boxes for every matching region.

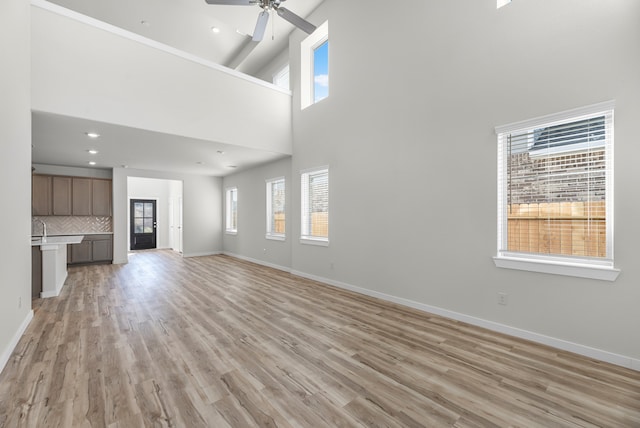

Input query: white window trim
[300,236,329,247]
[301,21,328,110]
[494,101,620,281]
[300,166,329,246]
[225,187,237,235]
[266,176,286,241]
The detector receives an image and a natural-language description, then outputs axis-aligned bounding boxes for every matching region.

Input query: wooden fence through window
[507,201,606,258]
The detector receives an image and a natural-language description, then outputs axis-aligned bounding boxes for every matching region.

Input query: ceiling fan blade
[204,0,254,5]
[252,10,269,42]
[275,7,316,34]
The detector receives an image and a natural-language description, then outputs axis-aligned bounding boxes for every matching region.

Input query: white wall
[31,2,292,155]
[222,157,292,270]
[128,177,182,250]
[113,168,221,263]
[0,0,33,371]
[228,0,640,368]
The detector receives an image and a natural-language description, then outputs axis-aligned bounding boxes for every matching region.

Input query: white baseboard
[0,309,34,374]
[223,252,291,273]
[182,251,222,258]
[290,270,640,372]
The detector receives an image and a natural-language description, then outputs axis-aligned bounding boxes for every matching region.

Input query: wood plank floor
[0,250,639,427]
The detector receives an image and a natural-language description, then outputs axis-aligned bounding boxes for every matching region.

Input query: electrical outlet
[498,292,508,306]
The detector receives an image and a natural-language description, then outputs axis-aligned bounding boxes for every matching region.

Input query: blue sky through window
[313,40,329,103]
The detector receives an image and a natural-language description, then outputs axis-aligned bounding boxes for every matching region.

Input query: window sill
[266,234,285,241]
[493,255,620,281]
[225,230,237,236]
[300,237,329,247]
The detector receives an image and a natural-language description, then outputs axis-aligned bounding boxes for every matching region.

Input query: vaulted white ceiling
[45,0,323,76]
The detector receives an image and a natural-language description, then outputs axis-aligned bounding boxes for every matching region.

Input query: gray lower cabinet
[32,246,42,299]
[68,234,113,265]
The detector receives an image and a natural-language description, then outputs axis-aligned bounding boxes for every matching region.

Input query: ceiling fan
[204,0,317,42]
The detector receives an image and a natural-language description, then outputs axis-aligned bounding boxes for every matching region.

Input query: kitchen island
[31,235,83,298]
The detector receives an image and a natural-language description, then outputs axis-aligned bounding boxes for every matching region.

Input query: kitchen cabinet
[72,177,92,215]
[68,234,113,265]
[52,176,72,215]
[32,246,42,299]
[32,174,112,217]
[92,179,112,216]
[69,240,92,263]
[32,175,52,215]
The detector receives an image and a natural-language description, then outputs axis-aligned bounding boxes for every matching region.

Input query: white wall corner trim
[0,310,34,374]
[224,252,291,274]
[290,270,639,372]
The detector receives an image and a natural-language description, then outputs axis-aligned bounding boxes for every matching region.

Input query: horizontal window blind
[301,168,328,240]
[498,109,613,260]
[266,178,285,237]
[226,187,237,232]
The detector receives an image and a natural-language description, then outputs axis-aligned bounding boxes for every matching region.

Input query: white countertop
[31,235,84,246]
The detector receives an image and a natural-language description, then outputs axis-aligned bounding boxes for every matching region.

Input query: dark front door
[130,199,157,250]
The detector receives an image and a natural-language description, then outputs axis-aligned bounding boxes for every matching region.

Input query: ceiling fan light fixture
[85,132,100,139]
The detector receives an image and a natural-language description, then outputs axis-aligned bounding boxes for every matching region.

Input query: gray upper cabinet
[52,176,72,215]
[72,177,92,216]
[32,175,52,216]
[92,179,112,216]
[32,174,112,217]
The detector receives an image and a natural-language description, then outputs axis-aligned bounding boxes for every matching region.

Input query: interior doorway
[130,199,157,250]
[127,177,183,255]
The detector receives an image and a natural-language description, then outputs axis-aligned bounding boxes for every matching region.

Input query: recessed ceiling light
[87,149,98,154]
[217,150,225,155]
[88,161,96,166]
[211,26,221,34]
[85,132,100,138]
[197,161,205,165]
[140,20,150,27]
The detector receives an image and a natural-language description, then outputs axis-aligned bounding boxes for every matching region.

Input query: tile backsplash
[32,216,112,235]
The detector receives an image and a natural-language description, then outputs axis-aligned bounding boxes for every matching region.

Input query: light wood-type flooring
[0,250,639,427]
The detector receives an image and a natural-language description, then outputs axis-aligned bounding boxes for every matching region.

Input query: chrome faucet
[38,219,47,241]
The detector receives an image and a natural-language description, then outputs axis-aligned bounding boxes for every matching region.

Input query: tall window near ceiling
[494,102,618,280]
[225,187,238,234]
[313,40,329,103]
[301,21,329,109]
[266,177,285,240]
[300,167,329,245]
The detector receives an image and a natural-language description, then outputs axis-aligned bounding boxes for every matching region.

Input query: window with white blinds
[225,187,237,234]
[495,102,618,280]
[266,177,285,240]
[301,167,329,245]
